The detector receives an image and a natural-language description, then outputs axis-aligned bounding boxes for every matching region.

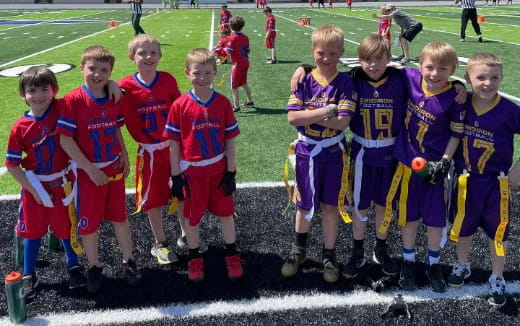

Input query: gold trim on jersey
[472,94,501,116]
[421,80,452,97]
[311,69,339,87]
[368,76,388,88]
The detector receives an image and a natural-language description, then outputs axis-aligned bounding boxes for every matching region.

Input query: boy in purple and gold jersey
[381,42,466,293]
[447,53,520,307]
[282,25,356,284]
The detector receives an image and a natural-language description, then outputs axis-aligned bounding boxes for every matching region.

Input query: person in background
[454,0,483,42]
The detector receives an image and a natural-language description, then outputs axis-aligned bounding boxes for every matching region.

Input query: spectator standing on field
[455,0,483,42]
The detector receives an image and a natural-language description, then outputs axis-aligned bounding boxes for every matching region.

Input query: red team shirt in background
[225,32,250,88]
[378,18,391,41]
[220,10,232,31]
[214,36,229,60]
[265,15,276,49]
[6,101,72,239]
[119,71,182,211]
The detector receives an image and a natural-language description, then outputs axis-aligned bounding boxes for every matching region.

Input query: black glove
[425,158,450,185]
[170,174,185,200]
[218,170,236,196]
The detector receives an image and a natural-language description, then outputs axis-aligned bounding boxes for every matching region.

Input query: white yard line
[208,9,215,49]
[5,281,520,325]
[0,11,113,32]
[411,13,520,27]
[0,11,160,68]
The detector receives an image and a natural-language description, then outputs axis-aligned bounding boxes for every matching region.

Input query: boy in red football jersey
[264,7,277,64]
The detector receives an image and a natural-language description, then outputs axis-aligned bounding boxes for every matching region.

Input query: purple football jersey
[454,94,520,175]
[349,72,407,167]
[394,67,465,166]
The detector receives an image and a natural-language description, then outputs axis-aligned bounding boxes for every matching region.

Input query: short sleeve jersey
[119,71,181,144]
[266,15,276,32]
[349,67,407,166]
[220,10,231,25]
[225,32,250,65]
[56,86,125,163]
[455,94,520,175]
[378,18,391,34]
[394,67,465,166]
[163,90,240,162]
[286,70,356,156]
[5,100,69,174]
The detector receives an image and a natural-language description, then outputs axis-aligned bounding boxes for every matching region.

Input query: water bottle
[47,229,62,252]
[13,229,23,267]
[5,271,27,324]
[411,157,432,178]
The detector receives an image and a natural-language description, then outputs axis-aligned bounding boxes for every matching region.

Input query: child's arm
[509,159,520,187]
[169,140,185,200]
[218,138,237,196]
[426,136,460,185]
[116,128,130,179]
[316,115,351,131]
[6,166,42,204]
[287,105,336,126]
[107,80,123,103]
[224,138,236,172]
[60,135,109,186]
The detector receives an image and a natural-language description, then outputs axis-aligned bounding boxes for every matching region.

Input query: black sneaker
[323,256,340,283]
[398,261,416,291]
[87,266,103,294]
[243,101,255,108]
[68,265,87,289]
[373,245,399,276]
[281,243,306,278]
[478,35,483,42]
[233,107,241,113]
[488,275,506,307]
[447,261,471,287]
[124,259,141,287]
[342,247,365,279]
[427,263,447,293]
[22,272,39,300]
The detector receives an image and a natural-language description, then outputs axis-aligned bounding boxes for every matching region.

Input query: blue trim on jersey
[23,102,52,121]
[117,114,125,126]
[57,117,77,132]
[81,85,109,106]
[225,121,239,134]
[188,89,217,108]
[164,122,181,136]
[133,71,159,90]
[5,150,22,163]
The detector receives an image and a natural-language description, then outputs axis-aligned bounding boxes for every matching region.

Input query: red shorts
[265,32,276,49]
[230,63,249,89]
[135,146,171,211]
[16,182,71,239]
[183,159,234,226]
[76,164,127,235]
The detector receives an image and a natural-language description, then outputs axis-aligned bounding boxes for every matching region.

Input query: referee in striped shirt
[128,0,145,35]
[455,0,482,42]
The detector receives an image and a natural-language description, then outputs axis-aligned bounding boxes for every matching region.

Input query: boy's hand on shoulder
[170,174,186,200]
[86,167,109,187]
[106,80,124,103]
[452,80,467,104]
[218,170,236,196]
[290,67,307,92]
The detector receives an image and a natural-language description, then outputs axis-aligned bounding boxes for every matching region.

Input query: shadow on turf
[235,106,286,115]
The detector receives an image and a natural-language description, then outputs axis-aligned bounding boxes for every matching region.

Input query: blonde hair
[128,34,161,56]
[312,25,344,52]
[185,48,217,71]
[81,45,115,69]
[419,42,458,74]
[466,53,503,78]
[358,34,391,60]
[19,66,59,96]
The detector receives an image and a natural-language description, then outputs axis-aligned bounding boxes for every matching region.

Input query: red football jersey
[119,71,181,144]
[56,86,125,163]
[5,100,69,174]
[266,15,276,32]
[220,10,232,25]
[163,90,239,162]
[225,32,250,65]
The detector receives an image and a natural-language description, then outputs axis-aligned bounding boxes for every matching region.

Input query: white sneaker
[488,275,506,307]
[447,261,471,287]
[150,242,178,264]
[176,236,208,254]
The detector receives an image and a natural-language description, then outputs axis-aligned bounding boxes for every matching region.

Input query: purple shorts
[397,171,448,227]
[295,145,344,211]
[449,174,509,240]
[353,163,396,210]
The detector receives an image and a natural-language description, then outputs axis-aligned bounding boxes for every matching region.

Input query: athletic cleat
[233,107,241,113]
[322,256,340,283]
[488,275,506,307]
[478,36,483,43]
[427,263,447,293]
[399,57,409,65]
[21,272,39,300]
[342,247,365,279]
[187,257,204,282]
[398,261,416,291]
[373,245,399,276]
[281,243,306,278]
[225,255,244,281]
[87,266,103,294]
[243,101,255,108]
[124,259,141,287]
[150,242,178,264]
[447,261,471,287]
[459,38,465,42]
[176,236,208,254]
[68,265,87,289]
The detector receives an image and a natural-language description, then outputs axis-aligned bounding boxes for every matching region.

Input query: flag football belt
[286,132,351,223]
[24,168,68,208]
[379,162,412,235]
[135,140,171,214]
[450,171,509,257]
[351,134,396,222]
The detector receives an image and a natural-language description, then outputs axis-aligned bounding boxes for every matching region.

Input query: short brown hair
[18,66,59,96]
[358,34,391,60]
[128,34,161,56]
[230,16,245,32]
[419,42,458,74]
[466,52,503,78]
[81,45,115,69]
[263,7,272,14]
[311,25,344,53]
[185,48,217,71]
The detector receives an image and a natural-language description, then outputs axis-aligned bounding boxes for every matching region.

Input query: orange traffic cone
[108,20,119,28]
[298,17,311,26]
[477,15,488,23]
